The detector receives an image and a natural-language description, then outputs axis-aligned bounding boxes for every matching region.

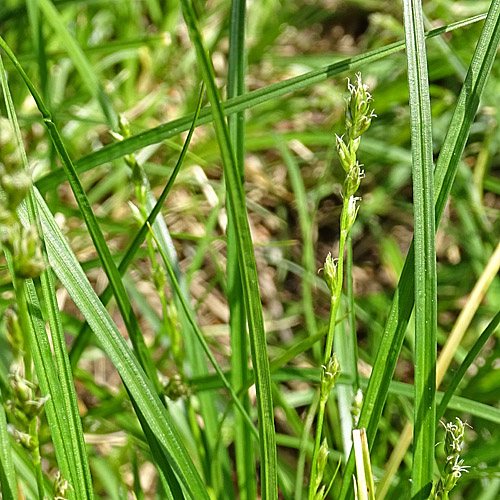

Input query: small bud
[323,252,338,295]
[24,394,50,419]
[118,115,131,139]
[164,374,191,400]
[10,371,34,404]
[0,170,32,211]
[4,306,24,359]
[336,134,353,172]
[350,136,361,154]
[11,428,36,451]
[317,438,329,482]
[53,471,70,500]
[129,201,145,225]
[345,164,364,198]
[352,113,376,140]
[13,225,46,279]
[345,196,361,232]
[351,389,363,428]
[320,354,341,402]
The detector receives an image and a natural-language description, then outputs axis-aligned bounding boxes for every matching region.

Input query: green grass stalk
[309,74,374,500]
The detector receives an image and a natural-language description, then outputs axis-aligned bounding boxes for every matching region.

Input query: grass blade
[0,388,17,500]
[227,1,257,499]
[37,0,117,128]
[402,1,437,497]
[23,279,90,499]
[180,1,278,498]
[25,0,49,104]
[31,188,210,500]
[34,14,487,193]
[338,3,500,498]
[0,50,94,499]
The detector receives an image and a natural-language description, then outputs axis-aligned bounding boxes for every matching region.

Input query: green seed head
[53,471,70,500]
[336,134,353,172]
[10,371,34,404]
[345,73,376,141]
[13,225,46,279]
[164,373,191,400]
[346,196,361,232]
[345,164,364,198]
[0,161,32,213]
[444,418,466,460]
[323,252,338,295]
[321,354,341,401]
[12,428,36,452]
[5,306,24,360]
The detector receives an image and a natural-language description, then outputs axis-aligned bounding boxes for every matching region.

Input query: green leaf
[0,388,17,500]
[402,0,437,497]
[0,50,93,500]
[179,1,277,498]
[23,279,92,500]
[227,1,257,499]
[31,188,210,500]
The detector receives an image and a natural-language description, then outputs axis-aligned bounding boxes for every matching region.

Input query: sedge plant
[308,74,375,500]
[1,1,500,498]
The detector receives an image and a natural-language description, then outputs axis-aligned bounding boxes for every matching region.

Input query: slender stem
[29,418,45,500]
[13,278,32,380]
[323,194,350,365]
[308,394,328,500]
[309,194,350,500]
[295,390,320,500]
[346,234,360,392]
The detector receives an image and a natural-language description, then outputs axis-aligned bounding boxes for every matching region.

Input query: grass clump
[1,1,500,499]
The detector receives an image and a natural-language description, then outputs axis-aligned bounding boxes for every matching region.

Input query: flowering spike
[431,418,470,498]
[323,252,338,296]
[346,196,361,232]
[320,354,341,403]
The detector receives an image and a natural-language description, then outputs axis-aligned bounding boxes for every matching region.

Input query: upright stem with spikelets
[429,418,470,500]
[308,74,375,500]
